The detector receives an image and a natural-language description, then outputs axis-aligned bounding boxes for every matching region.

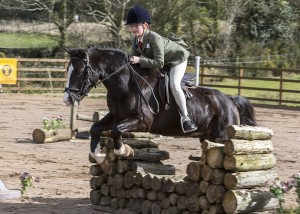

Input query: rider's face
[129,23,147,37]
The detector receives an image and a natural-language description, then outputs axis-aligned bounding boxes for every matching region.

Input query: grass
[0,32,58,48]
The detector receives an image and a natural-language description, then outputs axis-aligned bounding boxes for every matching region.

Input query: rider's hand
[130,56,141,64]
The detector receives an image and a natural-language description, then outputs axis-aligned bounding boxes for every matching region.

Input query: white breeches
[169,60,188,116]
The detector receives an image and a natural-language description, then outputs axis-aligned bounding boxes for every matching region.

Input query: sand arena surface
[0,94,299,213]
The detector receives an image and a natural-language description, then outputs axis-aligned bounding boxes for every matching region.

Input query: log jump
[89,125,280,214]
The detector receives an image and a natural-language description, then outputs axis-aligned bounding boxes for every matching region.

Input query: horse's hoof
[114,144,134,157]
[89,152,106,164]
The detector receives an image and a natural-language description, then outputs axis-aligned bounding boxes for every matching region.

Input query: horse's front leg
[111,116,147,157]
[90,112,115,163]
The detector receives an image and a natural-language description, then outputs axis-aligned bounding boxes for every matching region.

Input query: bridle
[64,52,160,114]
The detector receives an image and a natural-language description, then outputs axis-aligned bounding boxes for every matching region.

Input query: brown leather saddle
[158,67,196,110]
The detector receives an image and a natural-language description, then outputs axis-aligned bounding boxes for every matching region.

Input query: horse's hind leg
[111,117,147,156]
[90,113,115,163]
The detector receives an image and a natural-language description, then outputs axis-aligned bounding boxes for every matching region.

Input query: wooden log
[162,177,176,193]
[151,201,162,214]
[110,186,117,197]
[127,198,143,213]
[201,165,213,181]
[100,183,110,196]
[76,114,93,122]
[130,148,170,162]
[90,189,102,205]
[142,200,152,214]
[161,197,171,209]
[100,131,158,140]
[206,184,226,204]
[211,169,226,185]
[201,140,225,151]
[224,170,278,190]
[89,165,104,176]
[199,180,210,194]
[142,174,155,190]
[199,196,210,211]
[147,190,158,201]
[132,162,175,175]
[177,195,188,210]
[162,206,182,214]
[169,193,179,206]
[226,125,273,140]
[107,176,113,186]
[224,139,274,155]
[117,159,134,174]
[125,189,132,199]
[137,188,148,199]
[117,198,128,209]
[184,181,200,196]
[90,174,108,189]
[101,160,118,175]
[186,195,201,212]
[209,204,224,214]
[151,175,163,191]
[93,111,107,122]
[116,188,126,199]
[206,147,225,169]
[112,174,124,190]
[107,149,118,162]
[123,171,135,189]
[200,150,207,165]
[188,154,201,161]
[134,172,144,186]
[32,128,72,143]
[186,162,202,182]
[175,180,186,195]
[223,154,276,172]
[222,189,280,213]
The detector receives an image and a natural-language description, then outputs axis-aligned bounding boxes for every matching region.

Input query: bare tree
[0,0,77,48]
[84,0,130,48]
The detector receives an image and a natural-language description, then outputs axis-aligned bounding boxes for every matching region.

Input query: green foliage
[269,172,300,213]
[42,116,65,131]
[19,172,40,194]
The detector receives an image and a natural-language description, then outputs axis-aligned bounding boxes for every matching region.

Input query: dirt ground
[0,93,299,214]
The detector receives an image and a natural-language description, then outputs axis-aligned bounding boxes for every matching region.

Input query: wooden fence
[1,58,300,107]
[200,64,300,106]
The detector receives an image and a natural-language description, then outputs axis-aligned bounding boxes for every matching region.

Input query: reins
[66,52,160,114]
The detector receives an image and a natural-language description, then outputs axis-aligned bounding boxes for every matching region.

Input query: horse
[63,46,258,163]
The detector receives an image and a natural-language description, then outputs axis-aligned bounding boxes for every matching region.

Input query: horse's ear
[62,47,70,54]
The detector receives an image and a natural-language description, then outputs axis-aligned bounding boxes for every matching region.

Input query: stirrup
[180,116,198,133]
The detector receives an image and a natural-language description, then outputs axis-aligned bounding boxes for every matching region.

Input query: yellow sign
[0,58,18,84]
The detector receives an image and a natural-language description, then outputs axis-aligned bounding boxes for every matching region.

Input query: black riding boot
[182,115,198,133]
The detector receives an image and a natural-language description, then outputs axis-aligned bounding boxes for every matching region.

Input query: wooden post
[70,106,77,137]
[279,70,284,105]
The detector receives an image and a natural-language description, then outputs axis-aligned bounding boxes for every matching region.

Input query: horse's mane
[87,45,128,59]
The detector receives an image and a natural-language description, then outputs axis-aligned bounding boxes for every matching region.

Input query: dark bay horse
[63,46,258,163]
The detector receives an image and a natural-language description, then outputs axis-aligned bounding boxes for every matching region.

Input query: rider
[126,5,198,133]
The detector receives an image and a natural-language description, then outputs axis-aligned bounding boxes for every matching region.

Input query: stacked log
[89,125,280,214]
[222,125,279,214]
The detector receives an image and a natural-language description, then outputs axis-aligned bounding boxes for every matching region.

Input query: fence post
[195,56,201,86]
[279,70,283,105]
[238,67,243,96]
[70,106,77,138]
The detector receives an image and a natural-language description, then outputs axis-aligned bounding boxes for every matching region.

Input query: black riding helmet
[126,5,151,25]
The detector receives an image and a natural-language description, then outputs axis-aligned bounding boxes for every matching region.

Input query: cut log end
[32,129,46,143]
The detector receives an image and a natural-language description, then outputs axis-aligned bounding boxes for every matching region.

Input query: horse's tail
[229,95,258,126]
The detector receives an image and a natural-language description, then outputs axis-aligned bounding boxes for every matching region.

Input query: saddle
[158,67,196,110]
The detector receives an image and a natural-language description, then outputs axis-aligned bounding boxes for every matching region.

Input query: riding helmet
[126,5,151,25]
